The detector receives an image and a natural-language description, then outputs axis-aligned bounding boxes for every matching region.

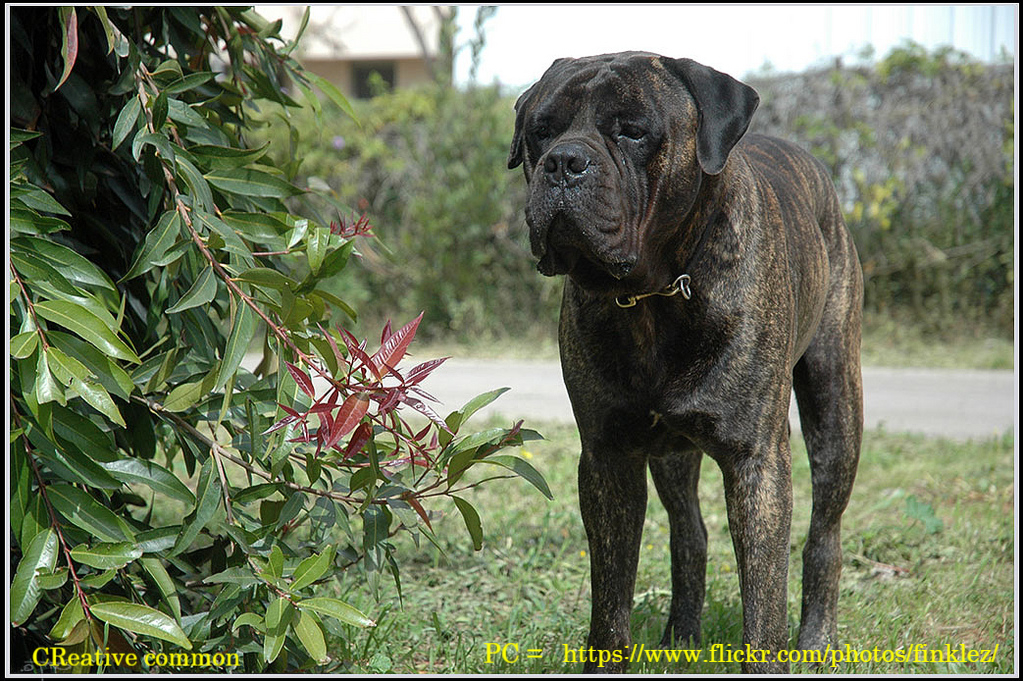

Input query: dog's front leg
[578,447,647,673]
[718,439,793,674]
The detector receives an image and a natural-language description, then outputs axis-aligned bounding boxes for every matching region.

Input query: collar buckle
[615,274,692,309]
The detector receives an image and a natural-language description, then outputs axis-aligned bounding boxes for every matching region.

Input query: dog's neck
[616,167,733,309]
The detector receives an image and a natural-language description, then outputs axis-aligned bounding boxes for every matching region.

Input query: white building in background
[261,5,453,98]
[259,5,1017,96]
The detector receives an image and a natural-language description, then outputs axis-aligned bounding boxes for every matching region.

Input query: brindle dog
[508,52,863,673]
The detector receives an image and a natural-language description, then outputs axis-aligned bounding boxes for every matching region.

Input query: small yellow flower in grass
[521,450,534,460]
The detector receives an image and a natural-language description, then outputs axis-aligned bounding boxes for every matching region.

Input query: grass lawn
[330,421,1015,674]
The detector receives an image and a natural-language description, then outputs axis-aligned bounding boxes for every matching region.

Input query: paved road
[416,359,1017,441]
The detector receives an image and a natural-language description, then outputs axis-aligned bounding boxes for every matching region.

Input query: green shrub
[256,83,562,343]
[268,41,1013,343]
[9,7,548,673]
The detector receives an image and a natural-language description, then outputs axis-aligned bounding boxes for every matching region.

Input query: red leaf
[341,328,378,377]
[403,492,433,531]
[342,422,373,459]
[279,404,303,418]
[404,396,451,433]
[325,393,370,451]
[286,361,316,399]
[404,357,448,386]
[263,403,304,435]
[264,414,298,435]
[56,8,78,91]
[371,312,423,378]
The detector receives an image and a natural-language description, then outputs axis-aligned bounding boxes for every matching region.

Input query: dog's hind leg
[792,263,863,655]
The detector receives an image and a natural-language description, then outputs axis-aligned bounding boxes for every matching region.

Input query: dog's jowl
[509,52,863,673]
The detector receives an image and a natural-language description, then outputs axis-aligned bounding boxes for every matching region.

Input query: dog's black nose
[543,143,591,185]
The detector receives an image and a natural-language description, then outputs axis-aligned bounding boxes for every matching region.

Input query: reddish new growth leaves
[265,312,450,466]
[329,213,373,239]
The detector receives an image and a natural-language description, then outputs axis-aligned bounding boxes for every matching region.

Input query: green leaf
[12,236,117,292]
[111,97,141,150]
[36,567,69,591]
[151,58,183,82]
[48,331,135,400]
[167,98,208,129]
[152,91,169,131]
[263,596,292,663]
[165,71,215,94]
[132,130,175,164]
[34,348,65,406]
[267,545,284,579]
[452,496,484,551]
[306,225,329,274]
[197,211,252,258]
[293,610,328,663]
[52,406,116,463]
[290,546,334,593]
[34,300,141,364]
[49,598,85,642]
[295,597,375,628]
[101,458,196,506]
[203,566,261,587]
[90,601,192,649]
[171,459,221,556]
[25,420,121,489]
[362,505,390,548]
[905,495,944,534]
[69,377,126,427]
[215,302,257,390]
[12,185,72,216]
[477,455,554,500]
[10,128,42,144]
[136,527,180,554]
[163,370,216,413]
[189,142,269,169]
[306,72,358,122]
[233,267,295,291]
[45,346,91,386]
[47,483,135,542]
[9,206,71,235]
[11,443,32,549]
[70,542,143,570]
[175,156,216,212]
[10,332,39,359]
[10,528,59,626]
[141,556,181,621]
[442,388,510,444]
[166,265,217,314]
[206,167,303,199]
[221,211,290,245]
[232,612,265,633]
[123,210,182,281]
[10,248,86,302]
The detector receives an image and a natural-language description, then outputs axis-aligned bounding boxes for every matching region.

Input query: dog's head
[508,52,758,293]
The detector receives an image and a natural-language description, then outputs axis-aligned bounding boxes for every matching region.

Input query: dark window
[352,61,396,98]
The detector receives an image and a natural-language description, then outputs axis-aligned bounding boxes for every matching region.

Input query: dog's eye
[617,122,646,141]
[531,120,553,142]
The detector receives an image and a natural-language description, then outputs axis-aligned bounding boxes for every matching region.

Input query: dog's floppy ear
[667,58,759,175]
[507,82,537,170]
[508,58,575,170]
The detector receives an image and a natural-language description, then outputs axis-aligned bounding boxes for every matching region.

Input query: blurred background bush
[254,40,1014,346]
